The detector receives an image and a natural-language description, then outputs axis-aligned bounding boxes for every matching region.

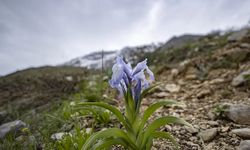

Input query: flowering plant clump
[76,56,192,150]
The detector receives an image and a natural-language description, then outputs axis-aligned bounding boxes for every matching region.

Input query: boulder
[238,140,250,150]
[227,28,249,42]
[224,104,250,125]
[0,120,26,139]
[232,70,250,87]
[223,48,250,63]
[232,128,250,139]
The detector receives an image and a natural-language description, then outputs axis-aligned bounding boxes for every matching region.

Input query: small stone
[238,140,250,150]
[221,126,230,133]
[232,70,250,87]
[0,120,26,139]
[209,78,225,84]
[185,126,198,134]
[232,128,250,139]
[224,104,250,125]
[207,111,217,120]
[185,74,197,80]
[65,76,73,81]
[197,89,211,98]
[154,92,169,98]
[207,121,219,126]
[165,84,181,93]
[198,128,217,142]
[51,132,70,140]
[85,128,92,134]
[171,68,179,77]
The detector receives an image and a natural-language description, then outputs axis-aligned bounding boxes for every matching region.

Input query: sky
[0,0,250,75]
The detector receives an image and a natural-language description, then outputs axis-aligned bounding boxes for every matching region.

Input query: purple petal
[132,59,147,76]
[146,66,155,81]
[133,79,142,104]
[109,63,124,87]
[116,56,132,80]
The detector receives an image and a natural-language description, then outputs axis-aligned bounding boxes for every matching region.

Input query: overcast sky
[0,0,250,75]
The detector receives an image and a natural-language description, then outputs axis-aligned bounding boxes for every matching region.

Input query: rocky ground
[147,53,250,149]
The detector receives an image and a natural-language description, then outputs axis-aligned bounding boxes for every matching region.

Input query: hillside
[0,27,250,149]
[62,43,161,69]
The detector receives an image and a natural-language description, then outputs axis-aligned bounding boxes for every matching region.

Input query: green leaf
[141,116,191,147]
[92,137,127,150]
[145,137,153,150]
[75,102,129,129]
[151,131,179,150]
[82,128,136,150]
[140,100,185,129]
[136,82,163,113]
[141,82,162,99]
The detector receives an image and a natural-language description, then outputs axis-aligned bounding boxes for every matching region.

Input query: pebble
[232,128,250,139]
[165,84,181,93]
[231,70,250,87]
[197,89,211,98]
[154,92,169,98]
[51,132,71,140]
[198,128,217,142]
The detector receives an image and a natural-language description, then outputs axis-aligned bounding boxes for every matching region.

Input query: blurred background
[1,0,250,75]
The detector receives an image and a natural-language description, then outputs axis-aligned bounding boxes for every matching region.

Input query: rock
[171,68,179,77]
[207,121,219,126]
[221,126,230,133]
[223,48,250,62]
[65,76,73,81]
[16,135,36,146]
[165,84,181,93]
[185,74,197,80]
[224,104,250,125]
[198,128,217,142]
[154,92,169,98]
[232,128,250,139]
[179,59,191,72]
[238,140,250,150]
[185,126,198,134]
[0,120,26,139]
[207,111,217,120]
[227,28,249,42]
[209,78,225,85]
[232,70,250,86]
[51,132,71,140]
[197,89,211,98]
[240,43,250,49]
[85,128,92,134]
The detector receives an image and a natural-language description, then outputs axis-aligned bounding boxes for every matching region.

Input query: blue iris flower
[109,56,154,104]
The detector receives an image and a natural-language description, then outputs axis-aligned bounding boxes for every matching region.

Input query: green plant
[55,126,93,150]
[75,57,192,150]
[213,104,228,118]
[74,106,112,125]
